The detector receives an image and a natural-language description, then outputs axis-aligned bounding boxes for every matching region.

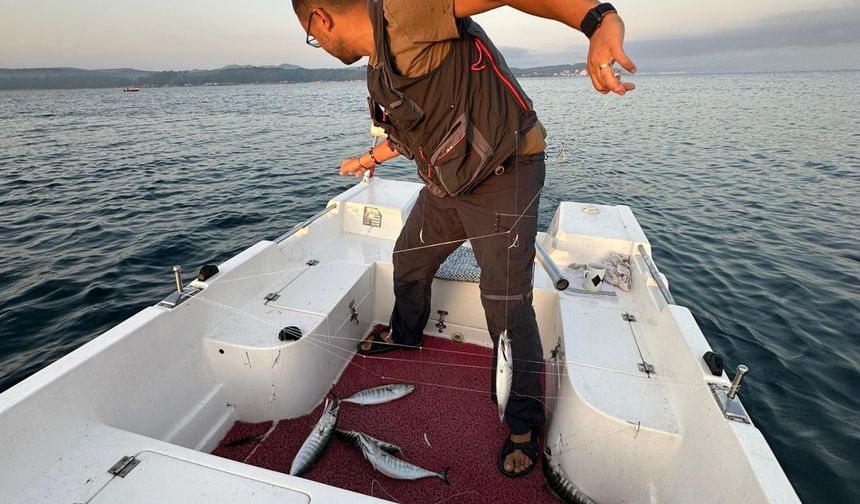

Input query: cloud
[497,47,589,69]
[497,5,860,73]
[627,5,860,60]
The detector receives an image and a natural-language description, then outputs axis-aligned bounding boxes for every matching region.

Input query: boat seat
[205,260,372,349]
[434,245,481,284]
[559,297,680,434]
[202,259,375,420]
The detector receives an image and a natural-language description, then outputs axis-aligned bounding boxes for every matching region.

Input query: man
[292,0,635,477]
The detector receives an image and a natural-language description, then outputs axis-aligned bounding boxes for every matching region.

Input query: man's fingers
[614,49,637,74]
[588,70,609,94]
[599,65,626,95]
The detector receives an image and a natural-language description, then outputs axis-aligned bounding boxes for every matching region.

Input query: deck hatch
[93,451,312,503]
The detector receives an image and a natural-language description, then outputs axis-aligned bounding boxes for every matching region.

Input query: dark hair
[291,0,362,18]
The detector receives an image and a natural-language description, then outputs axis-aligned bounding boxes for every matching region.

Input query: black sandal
[357,327,397,355]
[498,430,538,478]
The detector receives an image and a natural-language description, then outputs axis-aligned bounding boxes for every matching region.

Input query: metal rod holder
[535,241,569,291]
[727,365,749,400]
[173,265,183,294]
[159,265,200,309]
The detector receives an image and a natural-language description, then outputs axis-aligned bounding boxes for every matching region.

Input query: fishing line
[503,130,521,340]
[242,421,279,463]
[551,92,616,177]
[433,491,481,504]
[190,290,708,392]
[388,90,609,258]
[550,423,633,458]
[303,334,706,421]
[233,322,702,467]
[371,479,402,503]
[285,329,708,389]
[207,265,309,285]
[190,290,709,393]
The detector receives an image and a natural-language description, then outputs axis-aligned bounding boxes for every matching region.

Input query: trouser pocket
[430,113,494,196]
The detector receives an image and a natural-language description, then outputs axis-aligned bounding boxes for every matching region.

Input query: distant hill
[220,63,301,70]
[0,62,586,90]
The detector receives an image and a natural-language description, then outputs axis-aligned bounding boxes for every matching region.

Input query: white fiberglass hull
[0,177,799,503]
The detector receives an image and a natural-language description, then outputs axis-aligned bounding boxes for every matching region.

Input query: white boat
[0,176,800,503]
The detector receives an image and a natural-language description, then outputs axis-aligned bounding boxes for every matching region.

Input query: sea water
[0,72,857,502]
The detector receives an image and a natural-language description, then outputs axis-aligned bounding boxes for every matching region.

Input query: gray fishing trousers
[389,152,546,435]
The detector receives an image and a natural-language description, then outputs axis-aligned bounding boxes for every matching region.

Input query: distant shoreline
[1,66,856,91]
[0,63,587,91]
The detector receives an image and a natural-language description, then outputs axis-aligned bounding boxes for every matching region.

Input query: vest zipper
[473,38,529,112]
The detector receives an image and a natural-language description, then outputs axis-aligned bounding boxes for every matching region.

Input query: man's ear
[315,8,335,32]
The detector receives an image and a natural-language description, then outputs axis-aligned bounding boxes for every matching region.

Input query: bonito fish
[289,398,339,476]
[357,433,449,485]
[342,384,415,406]
[496,330,513,422]
[542,447,596,504]
[334,429,403,456]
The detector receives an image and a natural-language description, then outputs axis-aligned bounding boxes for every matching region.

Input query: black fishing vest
[366,0,538,198]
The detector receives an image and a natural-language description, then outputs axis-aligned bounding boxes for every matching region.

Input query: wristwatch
[580,3,617,39]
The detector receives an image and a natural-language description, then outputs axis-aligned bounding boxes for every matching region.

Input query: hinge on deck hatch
[436,310,448,332]
[638,362,656,374]
[624,313,654,375]
[108,455,140,478]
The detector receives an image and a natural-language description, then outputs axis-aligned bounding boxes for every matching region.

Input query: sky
[0,0,858,73]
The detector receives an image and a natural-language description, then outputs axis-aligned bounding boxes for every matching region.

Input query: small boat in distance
[123,87,140,93]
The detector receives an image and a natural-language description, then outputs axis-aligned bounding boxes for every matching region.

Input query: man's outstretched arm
[454,0,635,95]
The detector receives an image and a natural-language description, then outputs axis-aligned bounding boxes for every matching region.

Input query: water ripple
[0,74,858,503]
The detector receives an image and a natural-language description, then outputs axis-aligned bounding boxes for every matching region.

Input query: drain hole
[279,326,303,342]
[218,348,225,354]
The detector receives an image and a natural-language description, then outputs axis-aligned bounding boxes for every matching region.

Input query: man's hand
[587,14,636,95]
[340,141,401,176]
[340,156,369,176]
[453,1,637,95]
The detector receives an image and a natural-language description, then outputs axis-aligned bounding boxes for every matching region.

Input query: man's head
[293,0,369,65]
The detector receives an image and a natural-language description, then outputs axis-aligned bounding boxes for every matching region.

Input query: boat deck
[211,327,557,504]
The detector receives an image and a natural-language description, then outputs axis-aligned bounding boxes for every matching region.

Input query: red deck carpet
[212,327,558,504]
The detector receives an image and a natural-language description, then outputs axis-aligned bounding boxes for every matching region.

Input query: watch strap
[581,3,617,39]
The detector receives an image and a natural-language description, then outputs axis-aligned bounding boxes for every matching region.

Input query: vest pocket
[367,76,425,132]
[430,113,494,196]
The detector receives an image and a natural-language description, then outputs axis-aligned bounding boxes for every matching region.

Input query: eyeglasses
[306,11,321,48]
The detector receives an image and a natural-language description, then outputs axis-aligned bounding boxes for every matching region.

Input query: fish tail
[439,467,450,486]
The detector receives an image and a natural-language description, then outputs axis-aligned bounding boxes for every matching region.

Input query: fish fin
[439,467,450,486]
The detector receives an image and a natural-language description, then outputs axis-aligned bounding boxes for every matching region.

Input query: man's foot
[505,432,534,474]
[498,430,538,477]
[357,327,397,355]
